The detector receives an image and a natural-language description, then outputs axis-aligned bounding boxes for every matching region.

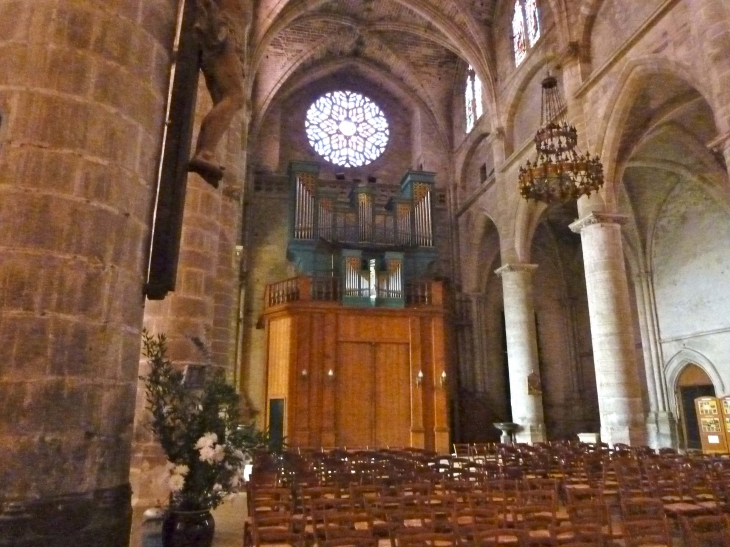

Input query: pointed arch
[595,57,719,208]
[665,349,726,399]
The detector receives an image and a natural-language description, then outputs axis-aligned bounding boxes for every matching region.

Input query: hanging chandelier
[518,75,604,203]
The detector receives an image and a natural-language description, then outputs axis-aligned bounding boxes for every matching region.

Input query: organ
[260,161,452,453]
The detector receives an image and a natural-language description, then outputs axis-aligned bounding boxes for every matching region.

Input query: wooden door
[336,342,374,448]
[374,343,411,448]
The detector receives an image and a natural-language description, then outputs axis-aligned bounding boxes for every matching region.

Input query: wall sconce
[300,369,308,379]
[327,369,335,381]
[440,371,447,387]
[415,370,424,387]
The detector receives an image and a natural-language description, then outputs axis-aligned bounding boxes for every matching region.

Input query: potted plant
[141,330,268,547]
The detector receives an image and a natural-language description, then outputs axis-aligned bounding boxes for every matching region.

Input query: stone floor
[131,493,247,547]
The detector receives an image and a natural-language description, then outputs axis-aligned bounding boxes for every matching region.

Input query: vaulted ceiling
[248,0,507,139]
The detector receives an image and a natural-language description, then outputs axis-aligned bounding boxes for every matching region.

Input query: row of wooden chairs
[245,446,730,547]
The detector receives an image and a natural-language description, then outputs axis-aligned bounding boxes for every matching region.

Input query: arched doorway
[676,365,716,450]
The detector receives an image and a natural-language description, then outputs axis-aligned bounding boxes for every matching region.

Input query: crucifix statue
[188,0,248,188]
[145,0,249,299]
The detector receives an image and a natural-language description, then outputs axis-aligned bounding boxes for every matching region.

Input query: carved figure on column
[188,0,248,188]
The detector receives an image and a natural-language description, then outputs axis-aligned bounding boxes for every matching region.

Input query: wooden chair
[247,512,304,547]
[450,506,503,541]
[470,528,527,547]
[622,519,672,547]
[619,496,665,522]
[554,523,605,547]
[679,514,730,547]
[396,531,458,547]
[323,511,377,541]
[248,486,293,516]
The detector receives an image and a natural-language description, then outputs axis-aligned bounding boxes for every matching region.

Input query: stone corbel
[569,212,629,233]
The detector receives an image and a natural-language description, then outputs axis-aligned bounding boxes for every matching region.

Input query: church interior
[2,0,730,546]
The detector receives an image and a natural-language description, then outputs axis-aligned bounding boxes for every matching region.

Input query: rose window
[305,91,390,168]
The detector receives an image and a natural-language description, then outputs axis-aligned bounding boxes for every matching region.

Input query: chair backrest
[620,496,665,522]
[395,531,458,547]
[623,518,672,547]
[471,528,527,547]
[248,486,292,515]
[555,523,605,546]
[250,512,302,547]
[680,514,730,547]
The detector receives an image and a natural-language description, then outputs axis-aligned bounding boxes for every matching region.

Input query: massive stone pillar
[0,1,175,546]
[495,264,546,444]
[570,213,647,446]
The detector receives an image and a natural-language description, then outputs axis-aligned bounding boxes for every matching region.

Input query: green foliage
[141,330,268,510]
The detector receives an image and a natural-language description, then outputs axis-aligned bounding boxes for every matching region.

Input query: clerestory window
[513,0,540,67]
[465,66,484,133]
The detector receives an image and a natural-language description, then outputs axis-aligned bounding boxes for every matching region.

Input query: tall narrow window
[465,65,483,133]
[526,0,540,46]
[513,1,527,66]
[513,0,540,66]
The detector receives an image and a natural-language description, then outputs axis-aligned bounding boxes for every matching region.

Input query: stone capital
[569,212,629,233]
[494,263,538,277]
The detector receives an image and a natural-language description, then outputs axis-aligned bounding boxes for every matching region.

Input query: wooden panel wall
[263,304,451,453]
[375,343,411,447]
[266,316,292,432]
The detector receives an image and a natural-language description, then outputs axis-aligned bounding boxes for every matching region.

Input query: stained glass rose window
[305,91,390,167]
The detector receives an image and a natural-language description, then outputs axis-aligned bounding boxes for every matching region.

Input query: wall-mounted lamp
[327,369,335,381]
[440,371,447,387]
[415,370,424,387]
[300,369,308,379]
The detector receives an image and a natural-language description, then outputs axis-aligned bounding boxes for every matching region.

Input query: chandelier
[518,75,604,203]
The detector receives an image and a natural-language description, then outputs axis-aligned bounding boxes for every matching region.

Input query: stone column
[633,270,678,448]
[0,1,176,546]
[495,264,546,444]
[570,213,647,446]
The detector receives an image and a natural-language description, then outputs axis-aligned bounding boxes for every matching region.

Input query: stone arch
[457,131,493,193]
[596,57,720,208]
[250,28,445,133]
[665,349,726,402]
[513,197,548,263]
[249,55,447,151]
[460,212,502,293]
[500,49,558,156]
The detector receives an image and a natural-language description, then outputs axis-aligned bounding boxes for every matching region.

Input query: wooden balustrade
[264,277,443,309]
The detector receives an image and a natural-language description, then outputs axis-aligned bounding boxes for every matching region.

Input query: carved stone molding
[494,263,538,276]
[569,212,629,233]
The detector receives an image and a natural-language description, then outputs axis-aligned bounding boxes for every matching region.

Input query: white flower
[172,464,189,477]
[199,445,216,463]
[194,432,218,450]
[213,483,223,492]
[232,449,244,460]
[168,474,185,492]
[212,444,226,462]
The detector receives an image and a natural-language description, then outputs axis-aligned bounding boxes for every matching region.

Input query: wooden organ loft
[260,161,452,453]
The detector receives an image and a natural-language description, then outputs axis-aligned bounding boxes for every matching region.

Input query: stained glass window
[526,0,540,46]
[465,66,483,133]
[513,1,527,66]
[305,91,389,168]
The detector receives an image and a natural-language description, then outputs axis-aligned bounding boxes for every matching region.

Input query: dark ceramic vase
[161,509,215,547]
